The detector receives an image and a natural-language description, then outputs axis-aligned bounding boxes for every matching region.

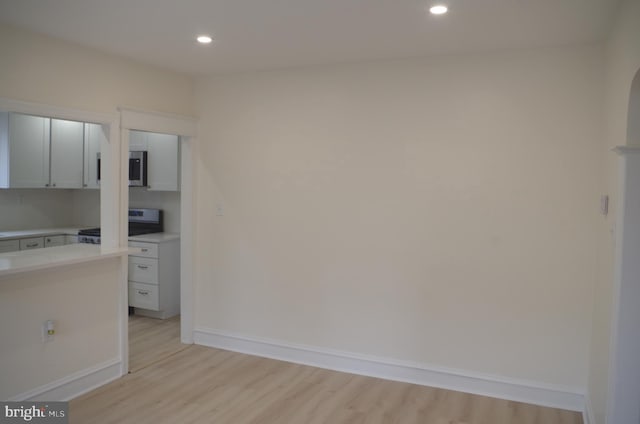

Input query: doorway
[118,108,197,374]
[607,68,640,423]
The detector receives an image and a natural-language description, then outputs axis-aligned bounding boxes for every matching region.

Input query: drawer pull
[26,243,39,248]
[137,265,149,270]
[141,248,149,252]
[137,290,149,295]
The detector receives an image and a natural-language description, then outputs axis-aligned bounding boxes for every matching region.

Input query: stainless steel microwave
[97,151,148,187]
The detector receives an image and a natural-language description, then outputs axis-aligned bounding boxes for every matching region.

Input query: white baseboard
[194,327,585,413]
[8,358,122,402]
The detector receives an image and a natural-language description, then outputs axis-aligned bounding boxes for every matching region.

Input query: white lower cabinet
[0,232,82,254]
[44,235,65,247]
[128,237,180,319]
[0,240,20,253]
[129,283,160,311]
[20,237,44,250]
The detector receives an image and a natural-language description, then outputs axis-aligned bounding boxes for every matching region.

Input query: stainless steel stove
[78,208,163,244]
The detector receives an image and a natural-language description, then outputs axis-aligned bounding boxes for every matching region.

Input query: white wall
[0,189,75,230]
[194,45,603,390]
[588,0,640,422]
[0,258,121,399]
[0,24,193,116]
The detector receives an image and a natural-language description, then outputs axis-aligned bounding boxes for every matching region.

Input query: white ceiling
[0,0,620,76]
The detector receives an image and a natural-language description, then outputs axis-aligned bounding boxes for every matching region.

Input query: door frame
[118,107,198,374]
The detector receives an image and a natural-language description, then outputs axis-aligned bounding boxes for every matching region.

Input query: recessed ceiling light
[196,35,213,44]
[429,4,448,15]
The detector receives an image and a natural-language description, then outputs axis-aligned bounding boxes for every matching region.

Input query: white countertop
[0,244,130,278]
[128,233,180,243]
[0,227,93,241]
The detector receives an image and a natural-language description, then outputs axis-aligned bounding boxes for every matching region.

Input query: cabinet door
[129,282,160,310]
[129,130,148,151]
[50,119,84,188]
[9,113,50,188]
[128,257,159,284]
[147,133,179,191]
[0,240,19,253]
[44,235,65,247]
[20,237,44,250]
[84,123,104,189]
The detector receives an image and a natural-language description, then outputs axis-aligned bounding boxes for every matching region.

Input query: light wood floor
[71,337,583,424]
[128,314,187,372]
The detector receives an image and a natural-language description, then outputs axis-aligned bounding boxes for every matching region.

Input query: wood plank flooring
[128,315,188,372]
[71,330,583,424]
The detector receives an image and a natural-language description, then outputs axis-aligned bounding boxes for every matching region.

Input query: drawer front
[44,235,65,247]
[128,257,158,284]
[20,237,44,250]
[128,241,158,258]
[129,282,159,311]
[0,239,20,253]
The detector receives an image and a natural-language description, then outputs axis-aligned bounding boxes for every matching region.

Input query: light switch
[600,195,609,215]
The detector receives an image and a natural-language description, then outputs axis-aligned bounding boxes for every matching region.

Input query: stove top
[78,227,100,237]
[77,208,163,243]
[77,227,159,237]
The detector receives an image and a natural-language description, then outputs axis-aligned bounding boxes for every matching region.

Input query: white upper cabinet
[0,113,51,188]
[147,132,179,191]
[84,123,105,189]
[129,130,148,151]
[129,130,179,191]
[0,113,88,189]
[50,118,84,188]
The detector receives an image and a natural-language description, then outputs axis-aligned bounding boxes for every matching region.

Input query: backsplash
[1,188,180,233]
[0,189,76,230]
[129,188,181,233]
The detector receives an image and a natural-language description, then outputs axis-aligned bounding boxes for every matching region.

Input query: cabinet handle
[137,265,149,270]
[83,184,88,187]
[137,290,149,295]
[26,243,38,248]
[141,248,149,252]
[45,183,49,187]
[52,183,56,187]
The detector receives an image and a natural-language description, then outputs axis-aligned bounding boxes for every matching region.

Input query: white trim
[606,151,640,423]
[193,327,585,412]
[119,107,197,137]
[583,393,595,424]
[179,135,196,344]
[0,97,116,125]
[8,359,121,402]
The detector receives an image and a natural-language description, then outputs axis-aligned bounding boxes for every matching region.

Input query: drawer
[129,282,159,311]
[128,256,158,284]
[0,239,20,253]
[128,241,158,258]
[44,235,65,247]
[65,235,79,244]
[20,237,44,250]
